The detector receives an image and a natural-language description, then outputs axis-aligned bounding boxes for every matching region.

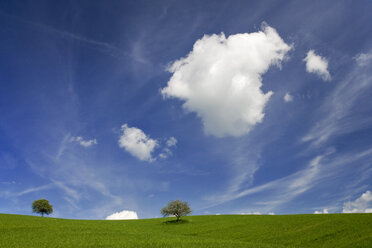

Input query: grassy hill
[1,213,372,247]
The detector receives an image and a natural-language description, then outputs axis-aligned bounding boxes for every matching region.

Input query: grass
[1,213,372,247]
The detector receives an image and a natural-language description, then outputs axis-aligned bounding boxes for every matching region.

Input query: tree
[161,199,191,221]
[32,199,53,217]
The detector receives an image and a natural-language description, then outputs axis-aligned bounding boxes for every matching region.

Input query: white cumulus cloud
[284,92,293,102]
[161,24,291,137]
[70,136,97,147]
[343,190,372,213]
[105,210,138,220]
[118,124,158,162]
[314,209,328,214]
[304,50,331,81]
[354,52,372,66]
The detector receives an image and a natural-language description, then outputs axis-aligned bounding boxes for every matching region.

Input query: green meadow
[1,213,372,247]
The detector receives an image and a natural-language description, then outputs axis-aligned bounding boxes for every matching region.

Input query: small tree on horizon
[161,199,191,221]
[32,199,53,217]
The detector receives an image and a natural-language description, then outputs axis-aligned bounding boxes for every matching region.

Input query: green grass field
[1,213,372,247]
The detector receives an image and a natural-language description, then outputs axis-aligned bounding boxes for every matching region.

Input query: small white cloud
[118,124,177,161]
[166,137,177,147]
[304,50,331,81]
[161,24,291,137]
[118,124,158,162]
[105,210,138,220]
[268,212,275,215]
[70,136,97,147]
[343,190,372,213]
[240,212,261,215]
[284,92,293,102]
[314,209,328,214]
[354,52,372,66]
[159,137,178,159]
[158,153,167,159]
[158,148,171,159]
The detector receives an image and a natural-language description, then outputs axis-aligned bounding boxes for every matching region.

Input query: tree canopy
[161,200,191,221]
[32,199,53,217]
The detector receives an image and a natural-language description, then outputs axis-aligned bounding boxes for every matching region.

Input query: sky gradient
[1,0,372,219]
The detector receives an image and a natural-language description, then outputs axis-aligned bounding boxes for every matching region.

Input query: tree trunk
[42,212,44,217]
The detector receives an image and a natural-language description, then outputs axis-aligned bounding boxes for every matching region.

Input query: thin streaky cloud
[16,184,53,197]
[0,10,128,58]
[52,180,80,200]
[204,148,372,211]
[302,64,372,147]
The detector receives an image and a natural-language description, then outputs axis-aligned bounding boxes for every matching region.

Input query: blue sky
[1,0,372,219]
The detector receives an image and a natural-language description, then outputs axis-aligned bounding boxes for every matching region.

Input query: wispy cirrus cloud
[0,10,128,58]
[204,147,372,213]
[16,184,53,197]
[0,183,52,198]
[52,180,80,201]
[207,154,321,209]
[302,63,372,146]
